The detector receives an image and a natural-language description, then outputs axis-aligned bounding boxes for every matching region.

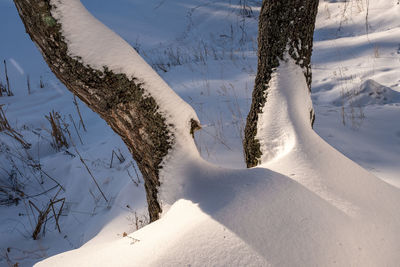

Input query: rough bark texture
[244,0,319,168]
[13,0,195,221]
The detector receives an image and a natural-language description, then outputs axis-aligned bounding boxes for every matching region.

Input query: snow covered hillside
[0,0,399,266]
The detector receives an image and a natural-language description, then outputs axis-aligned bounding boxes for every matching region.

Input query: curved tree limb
[13,0,200,221]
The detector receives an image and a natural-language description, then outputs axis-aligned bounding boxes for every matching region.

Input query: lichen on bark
[244,0,319,168]
[13,0,179,221]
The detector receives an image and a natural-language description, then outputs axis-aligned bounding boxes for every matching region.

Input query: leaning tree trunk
[244,0,319,168]
[13,0,200,222]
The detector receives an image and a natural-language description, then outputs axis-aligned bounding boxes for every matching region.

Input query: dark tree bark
[14,0,319,221]
[244,0,319,168]
[13,0,200,222]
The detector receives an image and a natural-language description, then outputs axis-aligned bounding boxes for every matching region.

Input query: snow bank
[37,52,400,266]
[332,79,400,107]
[2,0,399,266]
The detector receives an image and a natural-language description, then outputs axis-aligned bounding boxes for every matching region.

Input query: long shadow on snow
[180,160,354,265]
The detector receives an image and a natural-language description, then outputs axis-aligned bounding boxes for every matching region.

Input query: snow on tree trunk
[13,0,201,222]
[244,0,319,167]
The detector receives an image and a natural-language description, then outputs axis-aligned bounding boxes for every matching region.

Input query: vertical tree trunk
[244,0,319,168]
[13,0,200,222]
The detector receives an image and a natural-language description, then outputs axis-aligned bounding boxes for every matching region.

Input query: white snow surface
[37,52,400,267]
[332,79,400,107]
[0,0,400,266]
[256,56,314,163]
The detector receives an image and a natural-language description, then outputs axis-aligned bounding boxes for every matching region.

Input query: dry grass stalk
[0,183,24,206]
[27,75,31,95]
[0,105,31,149]
[45,110,68,150]
[3,60,13,96]
[76,149,108,202]
[29,187,65,240]
[39,76,44,88]
[68,114,83,145]
[0,80,6,96]
[374,44,379,58]
[62,123,107,202]
[126,162,141,187]
[109,149,125,168]
[73,95,86,132]
[3,248,19,267]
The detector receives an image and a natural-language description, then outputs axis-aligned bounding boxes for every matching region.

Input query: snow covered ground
[0,0,399,266]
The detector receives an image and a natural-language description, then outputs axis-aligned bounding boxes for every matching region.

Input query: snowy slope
[1,0,400,266]
[312,0,400,186]
[37,1,400,265]
[38,57,400,267]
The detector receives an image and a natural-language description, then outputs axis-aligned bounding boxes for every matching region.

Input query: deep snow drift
[39,55,400,266]
[1,0,400,266]
[37,1,400,265]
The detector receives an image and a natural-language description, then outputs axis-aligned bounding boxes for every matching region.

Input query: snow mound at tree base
[37,85,400,266]
[37,52,400,267]
[36,144,400,266]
